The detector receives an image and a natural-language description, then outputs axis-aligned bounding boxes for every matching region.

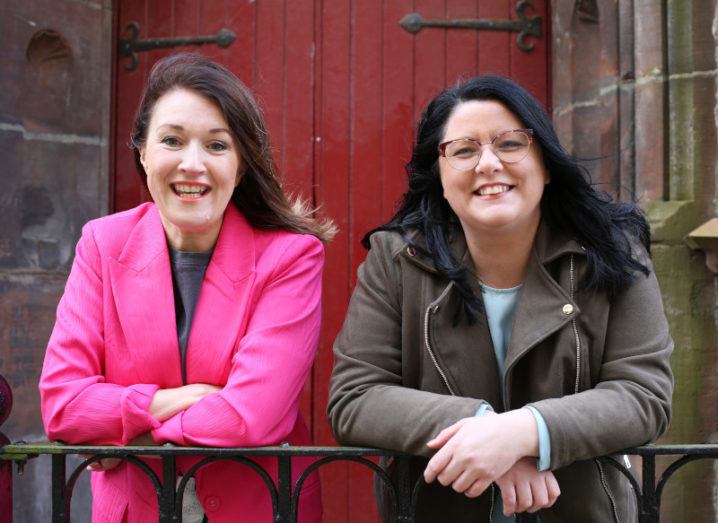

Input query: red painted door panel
[113,1,549,521]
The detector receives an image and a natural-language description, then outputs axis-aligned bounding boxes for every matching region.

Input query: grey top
[169,248,212,384]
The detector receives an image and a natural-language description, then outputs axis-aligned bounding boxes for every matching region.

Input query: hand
[496,457,560,515]
[82,455,121,472]
[150,383,222,421]
[423,410,539,498]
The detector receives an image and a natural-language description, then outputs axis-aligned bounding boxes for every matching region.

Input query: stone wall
[0,0,113,520]
[552,0,718,520]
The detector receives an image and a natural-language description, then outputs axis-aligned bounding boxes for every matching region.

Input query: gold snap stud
[406,246,416,257]
[562,304,574,315]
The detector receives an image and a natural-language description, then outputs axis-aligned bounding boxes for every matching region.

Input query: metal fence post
[51,454,69,523]
[276,455,292,523]
[640,453,659,523]
[159,455,177,523]
[395,455,414,522]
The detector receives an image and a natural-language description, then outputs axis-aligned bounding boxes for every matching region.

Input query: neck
[464,220,540,289]
[162,220,221,253]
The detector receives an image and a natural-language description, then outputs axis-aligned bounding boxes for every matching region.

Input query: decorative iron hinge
[399,0,541,52]
[118,22,237,71]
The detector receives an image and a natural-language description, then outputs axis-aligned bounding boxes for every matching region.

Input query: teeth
[174,184,206,193]
[478,185,510,196]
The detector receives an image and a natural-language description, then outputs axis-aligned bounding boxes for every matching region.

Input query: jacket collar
[115,203,255,283]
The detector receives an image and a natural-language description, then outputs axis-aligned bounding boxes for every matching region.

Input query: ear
[139,147,147,169]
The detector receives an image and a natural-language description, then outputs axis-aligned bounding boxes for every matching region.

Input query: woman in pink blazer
[39,53,333,523]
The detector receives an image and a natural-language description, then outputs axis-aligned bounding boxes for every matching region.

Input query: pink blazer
[40,202,323,522]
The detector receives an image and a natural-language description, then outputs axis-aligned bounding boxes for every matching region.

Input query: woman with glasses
[327,76,673,522]
[40,54,332,522]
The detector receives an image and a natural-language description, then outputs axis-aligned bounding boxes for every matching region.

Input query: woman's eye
[452,146,478,158]
[497,140,522,150]
[161,136,181,147]
[208,141,228,152]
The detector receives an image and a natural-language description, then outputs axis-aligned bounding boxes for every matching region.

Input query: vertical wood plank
[225,0,256,87]
[254,0,285,171]
[346,2,383,519]
[413,0,447,123]
[477,0,510,77]
[198,0,229,63]
[314,0,352,521]
[283,0,317,446]
[282,0,315,198]
[381,1,414,224]
[445,0,479,85]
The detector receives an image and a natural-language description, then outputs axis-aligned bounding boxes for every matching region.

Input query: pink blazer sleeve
[151,235,324,447]
[39,223,162,445]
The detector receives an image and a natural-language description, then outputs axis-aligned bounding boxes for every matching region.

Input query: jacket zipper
[594,459,620,523]
[423,284,457,396]
[569,255,581,394]
[571,255,620,522]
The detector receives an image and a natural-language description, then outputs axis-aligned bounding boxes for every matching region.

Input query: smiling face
[140,88,242,252]
[439,99,548,240]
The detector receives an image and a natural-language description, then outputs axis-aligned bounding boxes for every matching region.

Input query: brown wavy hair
[130,53,335,242]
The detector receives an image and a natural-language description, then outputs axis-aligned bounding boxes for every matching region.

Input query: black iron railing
[1,442,718,522]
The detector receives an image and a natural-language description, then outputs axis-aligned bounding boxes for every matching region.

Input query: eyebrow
[156,124,232,135]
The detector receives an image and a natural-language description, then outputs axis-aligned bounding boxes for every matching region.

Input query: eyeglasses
[438,129,534,170]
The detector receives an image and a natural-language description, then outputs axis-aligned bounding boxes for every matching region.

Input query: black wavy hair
[364,75,650,321]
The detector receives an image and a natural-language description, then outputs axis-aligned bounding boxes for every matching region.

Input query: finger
[498,482,517,515]
[545,472,561,507]
[527,479,549,513]
[424,447,453,483]
[450,470,478,494]
[436,458,462,487]
[464,478,491,498]
[426,419,466,448]
[86,459,104,471]
[515,478,533,513]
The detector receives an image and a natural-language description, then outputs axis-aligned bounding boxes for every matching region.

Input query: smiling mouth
[476,184,513,196]
[171,183,209,199]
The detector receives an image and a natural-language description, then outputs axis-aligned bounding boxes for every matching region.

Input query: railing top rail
[3,442,718,460]
[0,442,409,459]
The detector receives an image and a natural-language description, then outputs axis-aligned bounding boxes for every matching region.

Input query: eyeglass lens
[444,131,531,170]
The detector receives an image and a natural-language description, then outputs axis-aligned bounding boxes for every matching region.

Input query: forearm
[149,383,221,421]
[41,381,161,445]
[329,381,486,456]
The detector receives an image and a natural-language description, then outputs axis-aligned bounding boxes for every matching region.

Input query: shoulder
[252,227,325,276]
[83,202,157,243]
[366,229,415,260]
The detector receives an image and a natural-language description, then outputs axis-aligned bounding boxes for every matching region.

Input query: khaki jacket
[327,223,673,522]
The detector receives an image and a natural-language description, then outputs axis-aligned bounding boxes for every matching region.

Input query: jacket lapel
[184,205,256,383]
[108,206,182,386]
[503,223,585,400]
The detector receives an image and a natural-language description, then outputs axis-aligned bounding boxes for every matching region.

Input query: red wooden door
[113,1,549,521]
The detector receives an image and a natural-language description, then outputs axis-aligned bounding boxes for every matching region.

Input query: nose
[179,142,206,174]
[474,144,502,174]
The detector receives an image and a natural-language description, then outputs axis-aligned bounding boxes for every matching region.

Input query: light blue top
[480,283,551,522]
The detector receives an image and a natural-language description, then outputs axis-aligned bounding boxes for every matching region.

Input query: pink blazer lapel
[108,206,182,386]
[185,205,257,383]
